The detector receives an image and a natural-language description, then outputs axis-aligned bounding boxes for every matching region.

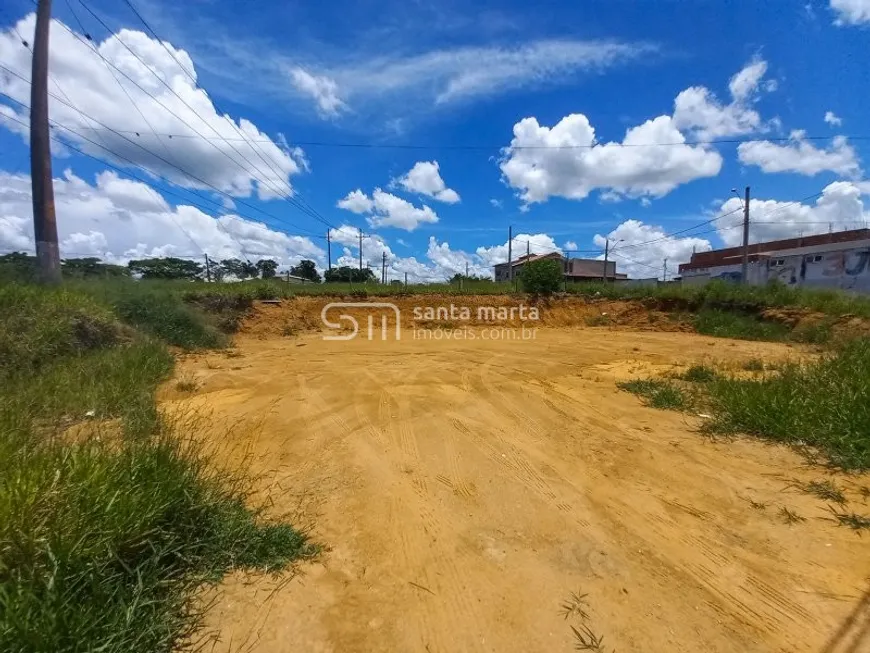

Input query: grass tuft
[678,364,719,383]
[560,591,589,620]
[570,624,606,652]
[694,308,791,341]
[0,282,312,652]
[741,358,766,372]
[618,379,690,411]
[827,507,870,532]
[705,338,870,470]
[779,506,806,525]
[801,479,847,505]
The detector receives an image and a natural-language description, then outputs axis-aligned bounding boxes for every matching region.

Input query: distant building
[678,228,870,293]
[494,252,627,283]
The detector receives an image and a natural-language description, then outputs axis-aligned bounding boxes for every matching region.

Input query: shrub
[521,259,563,295]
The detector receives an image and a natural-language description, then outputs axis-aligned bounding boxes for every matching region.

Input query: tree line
[0,253,326,283]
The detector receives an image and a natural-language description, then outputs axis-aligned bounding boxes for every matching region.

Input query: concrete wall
[681,246,870,293]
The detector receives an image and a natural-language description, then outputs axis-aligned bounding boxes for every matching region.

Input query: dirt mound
[239,295,695,338]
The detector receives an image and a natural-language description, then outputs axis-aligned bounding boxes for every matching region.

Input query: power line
[43,9,337,231]
[0,106,327,262]
[0,67,325,240]
[33,126,870,151]
[114,0,332,228]
[73,0,337,231]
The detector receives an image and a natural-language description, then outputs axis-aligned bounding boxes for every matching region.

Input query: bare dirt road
[164,319,870,653]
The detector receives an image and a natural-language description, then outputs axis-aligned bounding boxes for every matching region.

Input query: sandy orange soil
[163,303,870,653]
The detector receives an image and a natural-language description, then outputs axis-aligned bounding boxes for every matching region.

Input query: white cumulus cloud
[672,58,775,140]
[0,14,306,200]
[336,188,439,231]
[715,181,870,246]
[500,114,721,204]
[394,161,460,203]
[824,111,843,126]
[289,67,345,117]
[0,169,325,266]
[738,132,861,176]
[830,0,870,24]
[595,221,711,279]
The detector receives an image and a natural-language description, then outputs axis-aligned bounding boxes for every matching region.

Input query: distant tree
[450,272,487,283]
[128,257,203,280]
[324,265,376,283]
[62,257,129,278]
[0,252,39,281]
[520,259,563,295]
[290,259,321,283]
[256,258,279,279]
[390,279,404,286]
[218,258,258,280]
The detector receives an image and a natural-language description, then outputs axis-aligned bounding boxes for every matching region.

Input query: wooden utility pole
[602,239,609,282]
[358,228,363,272]
[381,251,386,284]
[507,226,513,284]
[327,230,332,271]
[31,0,61,284]
[204,253,211,282]
[663,258,668,282]
[741,186,750,285]
[404,272,408,287]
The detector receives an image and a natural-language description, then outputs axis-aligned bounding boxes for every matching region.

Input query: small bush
[618,379,689,410]
[520,259,563,295]
[679,364,719,383]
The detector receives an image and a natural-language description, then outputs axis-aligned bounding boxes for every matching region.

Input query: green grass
[678,364,719,383]
[694,308,792,341]
[0,284,123,377]
[0,282,312,652]
[566,279,870,319]
[800,479,847,505]
[742,358,766,372]
[618,378,690,410]
[705,338,870,469]
[69,280,228,349]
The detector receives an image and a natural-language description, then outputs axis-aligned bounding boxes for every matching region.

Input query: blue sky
[0,0,869,280]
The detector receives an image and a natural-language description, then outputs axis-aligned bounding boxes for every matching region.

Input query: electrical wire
[0,104,327,262]
[37,126,870,152]
[39,9,337,232]
[71,0,337,231]
[0,66,325,241]
[115,0,329,225]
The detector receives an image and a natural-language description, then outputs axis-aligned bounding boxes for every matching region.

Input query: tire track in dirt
[363,369,488,653]
[449,415,581,519]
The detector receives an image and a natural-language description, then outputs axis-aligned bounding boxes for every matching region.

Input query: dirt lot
[164,307,870,653]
